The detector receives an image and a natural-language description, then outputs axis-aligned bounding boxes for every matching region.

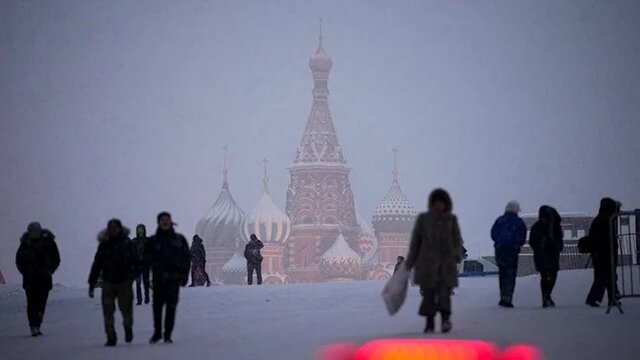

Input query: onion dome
[222,242,246,274]
[221,240,246,285]
[372,148,417,226]
[309,37,333,73]
[319,231,361,279]
[195,147,246,248]
[241,159,292,243]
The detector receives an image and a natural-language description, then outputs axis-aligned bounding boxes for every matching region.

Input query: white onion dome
[241,164,291,244]
[196,157,245,248]
[309,38,333,73]
[319,232,361,278]
[222,245,246,274]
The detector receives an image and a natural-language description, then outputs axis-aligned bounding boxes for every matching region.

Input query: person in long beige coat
[405,188,463,334]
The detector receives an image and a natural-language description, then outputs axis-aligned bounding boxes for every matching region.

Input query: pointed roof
[195,147,246,248]
[293,33,345,166]
[372,148,417,224]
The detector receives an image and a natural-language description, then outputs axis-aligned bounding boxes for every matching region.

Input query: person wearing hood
[189,235,211,287]
[244,234,264,285]
[490,200,527,308]
[88,219,138,347]
[529,206,564,308]
[15,222,60,337]
[405,189,463,334]
[586,198,620,307]
[145,212,191,344]
[131,224,150,305]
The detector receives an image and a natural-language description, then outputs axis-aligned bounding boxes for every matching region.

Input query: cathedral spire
[222,146,229,189]
[262,158,270,194]
[294,30,345,166]
[392,147,399,184]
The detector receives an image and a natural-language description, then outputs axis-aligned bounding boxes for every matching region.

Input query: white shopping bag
[381,264,410,316]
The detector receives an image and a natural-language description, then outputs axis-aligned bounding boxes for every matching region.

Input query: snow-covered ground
[0,270,638,360]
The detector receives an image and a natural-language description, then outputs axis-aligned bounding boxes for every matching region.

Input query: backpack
[578,236,593,254]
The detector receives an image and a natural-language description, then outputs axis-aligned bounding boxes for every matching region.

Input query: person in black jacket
[131,224,150,305]
[189,235,211,287]
[393,256,405,275]
[145,212,191,344]
[529,206,564,308]
[586,198,619,307]
[244,234,264,285]
[15,222,60,337]
[88,219,139,346]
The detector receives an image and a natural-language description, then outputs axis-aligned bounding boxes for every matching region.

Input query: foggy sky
[1,0,639,286]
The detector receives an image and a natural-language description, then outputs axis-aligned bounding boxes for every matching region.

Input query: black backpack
[578,236,593,254]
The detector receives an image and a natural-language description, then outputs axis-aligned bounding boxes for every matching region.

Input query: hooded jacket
[88,225,138,289]
[405,189,464,289]
[190,235,207,267]
[529,206,564,272]
[491,210,527,251]
[16,229,60,290]
[588,198,619,256]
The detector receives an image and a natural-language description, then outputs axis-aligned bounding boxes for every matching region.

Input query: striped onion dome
[319,231,361,279]
[241,163,291,243]
[195,150,246,248]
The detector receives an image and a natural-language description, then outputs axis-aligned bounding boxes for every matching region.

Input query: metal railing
[607,209,640,314]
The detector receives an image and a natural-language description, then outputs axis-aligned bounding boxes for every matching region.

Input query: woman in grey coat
[405,189,463,334]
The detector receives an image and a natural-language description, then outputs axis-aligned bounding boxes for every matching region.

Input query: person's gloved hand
[89,288,95,298]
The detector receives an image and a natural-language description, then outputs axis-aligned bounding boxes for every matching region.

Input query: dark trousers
[25,287,50,327]
[495,247,519,302]
[419,285,451,318]
[247,262,262,285]
[587,254,616,304]
[102,281,134,339]
[540,269,558,300]
[135,272,150,304]
[152,280,180,339]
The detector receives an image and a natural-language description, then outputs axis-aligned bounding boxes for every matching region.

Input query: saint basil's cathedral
[196,33,418,284]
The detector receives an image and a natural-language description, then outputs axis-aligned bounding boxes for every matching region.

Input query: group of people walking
[14,209,267,346]
[402,189,623,334]
[14,191,624,341]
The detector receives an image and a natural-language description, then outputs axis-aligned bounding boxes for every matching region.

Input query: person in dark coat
[244,234,264,285]
[145,212,191,344]
[490,200,527,308]
[88,219,138,346]
[585,198,620,307]
[405,189,463,334]
[529,206,564,308]
[15,222,60,337]
[131,224,150,305]
[393,256,405,275]
[189,235,211,287]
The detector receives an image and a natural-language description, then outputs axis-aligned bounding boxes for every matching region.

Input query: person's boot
[35,326,43,336]
[125,326,133,343]
[548,296,556,307]
[105,333,117,347]
[136,300,142,306]
[149,332,162,344]
[423,316,435,333]
[144,295,150,305]
[441,315,453,334]
[30,326,39,337]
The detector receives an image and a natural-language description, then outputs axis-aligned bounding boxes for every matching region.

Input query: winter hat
[27,222,42,232]
[505,201,521,214]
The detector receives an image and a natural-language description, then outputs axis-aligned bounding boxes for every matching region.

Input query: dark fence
[608,210,640,314]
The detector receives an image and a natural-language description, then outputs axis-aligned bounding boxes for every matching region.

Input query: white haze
[1,0,639,286]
